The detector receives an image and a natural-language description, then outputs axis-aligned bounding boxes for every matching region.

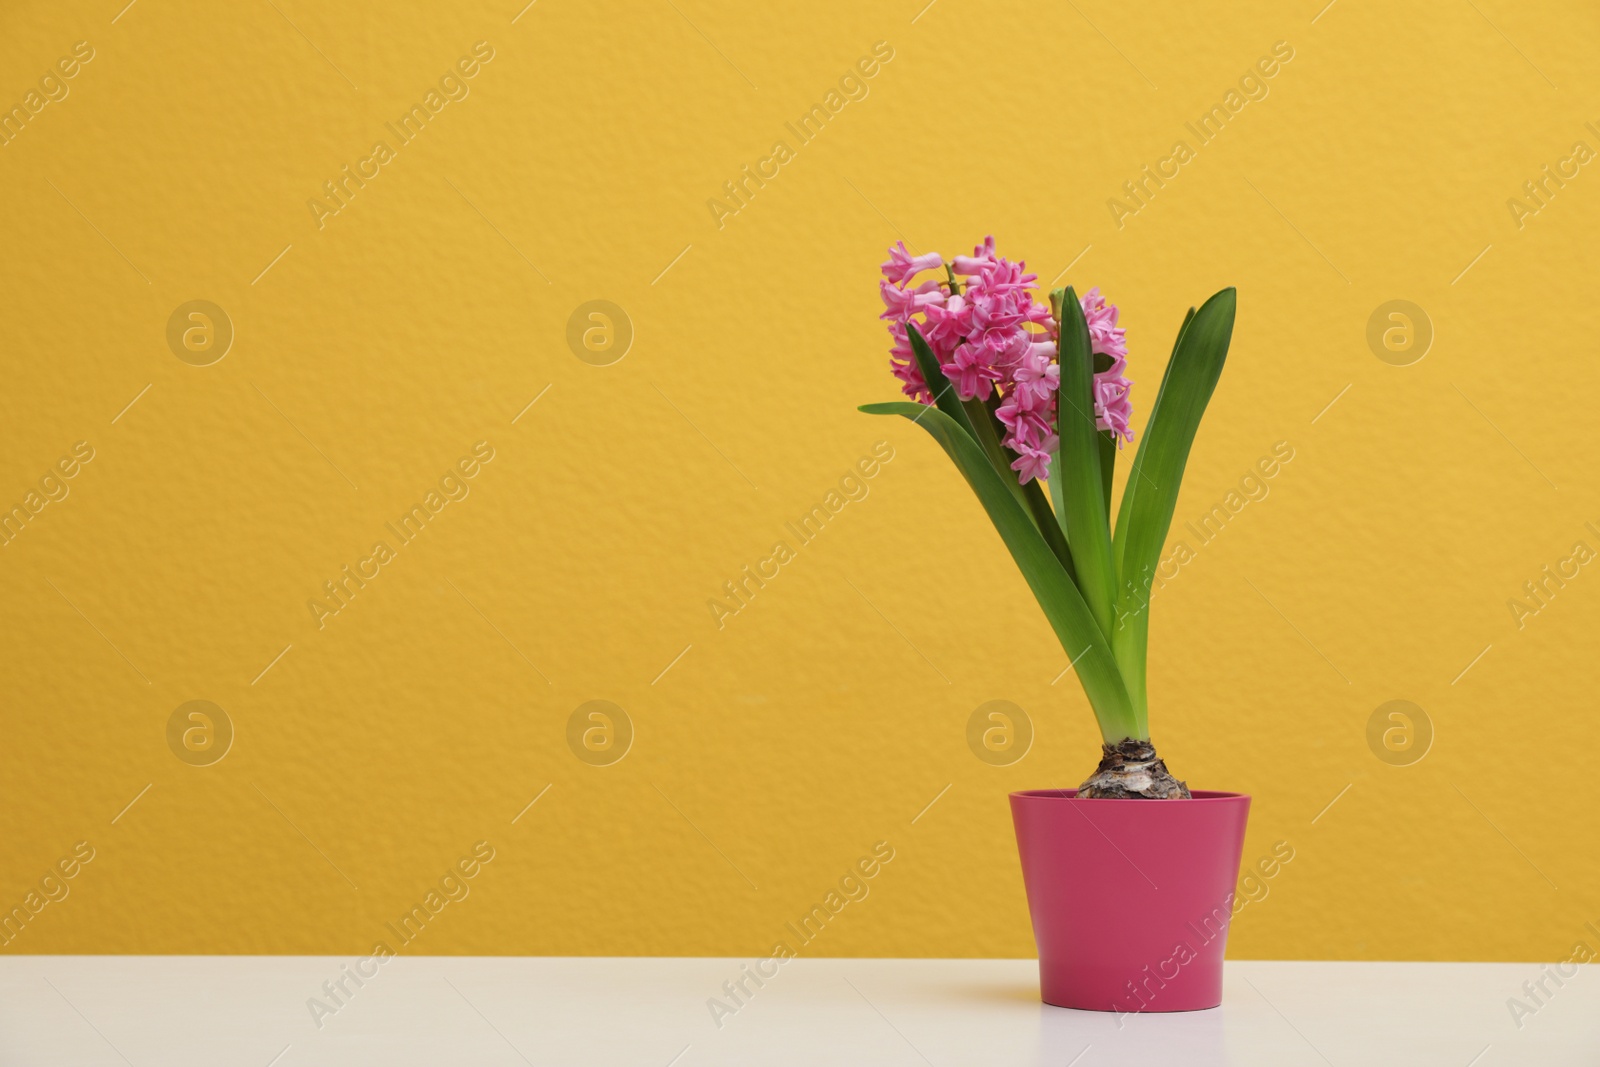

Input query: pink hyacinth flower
[881,241,945,285]
[1010,436,1057,485]
[942,342,1004,401]
[951,235,998,276]
[1078,287,1134,446]
[878,278,945,320]
[875,236,1130,482]
[1080,287,1127,359]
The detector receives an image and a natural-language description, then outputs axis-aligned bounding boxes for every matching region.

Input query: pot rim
[1010,788,1249,803]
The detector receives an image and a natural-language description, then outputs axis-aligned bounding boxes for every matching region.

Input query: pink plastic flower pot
[1009,788,1251,1013]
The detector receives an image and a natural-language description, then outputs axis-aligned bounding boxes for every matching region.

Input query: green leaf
[905,323,976,438]
[1021,470,1078,585]
[960,395,1031,519]
[905,323,1075,579]
[1098,430,1116,518]
[964,395,1077,581]
[859,401,1137,740]
[1111,291,1235,730]
[1092,354,1119,520]
[1050,287,1117,639]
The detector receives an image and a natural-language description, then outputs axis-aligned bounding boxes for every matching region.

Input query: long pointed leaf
[1110,290,1236,729]
[1112,305,1195,571]
[965,395,1077,582]
[1020,477,1076,584]
[959,394,1034,527]
[859,401,1136,739]
[1051,287,1116,639]
[906,325,1067,573]
[1097,430,1116,518]
[906,323,977,438]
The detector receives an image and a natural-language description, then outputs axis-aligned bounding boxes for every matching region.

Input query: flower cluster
[878,237,1133,484]
[1080,287,1132,445]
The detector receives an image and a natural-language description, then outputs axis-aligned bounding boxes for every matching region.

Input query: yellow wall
[1,0,1595,962]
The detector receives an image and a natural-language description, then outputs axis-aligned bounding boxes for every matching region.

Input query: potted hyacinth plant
[862,237,1249,1013]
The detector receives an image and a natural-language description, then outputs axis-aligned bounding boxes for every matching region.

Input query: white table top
[0,956,1593,1065]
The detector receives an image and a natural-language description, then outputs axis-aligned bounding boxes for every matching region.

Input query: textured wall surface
[1,0,1596,962]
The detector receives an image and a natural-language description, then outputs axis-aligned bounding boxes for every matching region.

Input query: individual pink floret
[880,241,945,286]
